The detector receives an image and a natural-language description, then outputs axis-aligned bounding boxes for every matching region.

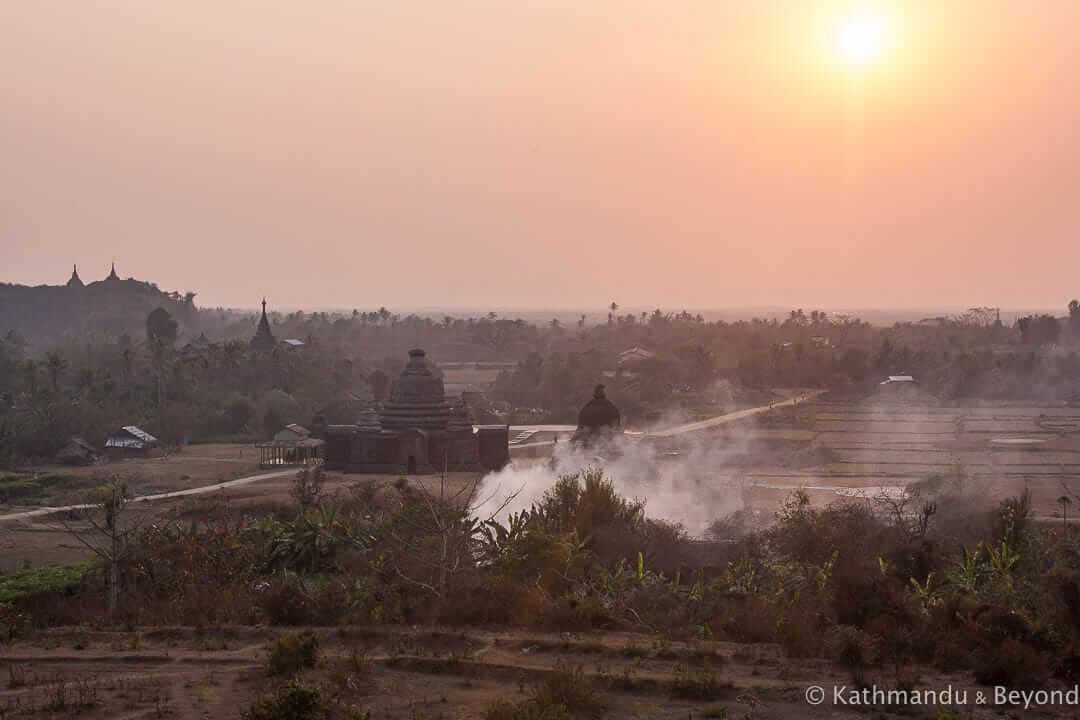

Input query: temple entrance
[407,455,417,474]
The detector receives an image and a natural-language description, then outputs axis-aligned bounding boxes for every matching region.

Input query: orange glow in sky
[2,2,1079,311]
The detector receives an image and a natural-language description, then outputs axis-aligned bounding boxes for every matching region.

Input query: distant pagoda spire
[66,264,84,288]
[251,297,277,352]
[106,262,119,281]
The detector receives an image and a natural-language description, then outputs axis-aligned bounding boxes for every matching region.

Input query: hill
[0,265,198,349]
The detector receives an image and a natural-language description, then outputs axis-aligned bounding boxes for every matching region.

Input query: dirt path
[0,468,295,522]
[646,390,824,437]
[509,390,825,444]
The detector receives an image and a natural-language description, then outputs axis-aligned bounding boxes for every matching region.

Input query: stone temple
[320,349,509,474]
[571,384,621,446]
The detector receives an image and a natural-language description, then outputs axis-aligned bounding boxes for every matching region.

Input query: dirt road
[509,390,824,443]
[0,468,294,522]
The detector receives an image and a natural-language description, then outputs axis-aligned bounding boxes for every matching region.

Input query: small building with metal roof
[104,426,160,458]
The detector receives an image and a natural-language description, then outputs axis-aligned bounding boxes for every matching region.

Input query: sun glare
[837,13,884,65]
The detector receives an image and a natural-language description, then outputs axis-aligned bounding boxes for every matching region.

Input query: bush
[243,683,326,720]
[485,698,571,720]
[267,631,320,676]
[291,467,324,510]
[973,638,1048,688]
[485,664,601,720]
[824,625,879,670]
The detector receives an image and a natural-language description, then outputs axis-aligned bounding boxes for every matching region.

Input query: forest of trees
[5,273,1080,467]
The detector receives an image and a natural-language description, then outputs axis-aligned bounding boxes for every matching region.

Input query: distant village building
[283,338,305,349]
[321,349,509,474]
[104,426,159,458]
[251,298,276,353]
[259,423,323,467]
[57,436,98,466]
[618,346,655,366]
[274,424,311,443]
[881,375,915,385]
[443,382,485,404]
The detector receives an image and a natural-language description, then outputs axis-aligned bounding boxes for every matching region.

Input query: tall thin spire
[106,262,119,281]
[67,264,84,288]
[251,297,276,352]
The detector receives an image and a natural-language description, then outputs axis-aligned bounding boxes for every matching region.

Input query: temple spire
[66,264,84,288]
[106,262,119,281]
[251,297,276,352]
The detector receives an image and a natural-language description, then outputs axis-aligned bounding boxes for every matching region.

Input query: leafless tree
[57,476,157,617]
[872,486,937,543]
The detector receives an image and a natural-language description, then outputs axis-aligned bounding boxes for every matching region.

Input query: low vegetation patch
[0,563,91,604]
[268,631,321,676]
[243,682,327,720]
[485,664,602,720]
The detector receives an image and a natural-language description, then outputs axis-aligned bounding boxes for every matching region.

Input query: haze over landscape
[4,1,1079,309]
[8,4,1080,717]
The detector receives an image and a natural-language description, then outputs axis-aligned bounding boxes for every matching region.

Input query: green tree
[44,351,66,393]
[145,307,178,346]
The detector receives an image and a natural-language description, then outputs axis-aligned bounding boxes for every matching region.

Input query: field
[3,444,261,510]
[734,398,1080,521]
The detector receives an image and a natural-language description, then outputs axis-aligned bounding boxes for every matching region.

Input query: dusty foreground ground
[0,624,1058,719]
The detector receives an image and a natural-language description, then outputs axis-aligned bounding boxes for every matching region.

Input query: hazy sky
[2,1,1078,311]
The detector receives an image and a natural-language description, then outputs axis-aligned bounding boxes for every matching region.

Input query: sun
[836,13,884,65]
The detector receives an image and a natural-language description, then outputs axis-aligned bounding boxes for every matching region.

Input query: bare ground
[0,624,1051,719]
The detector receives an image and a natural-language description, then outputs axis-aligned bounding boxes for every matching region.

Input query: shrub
[243,682,326,720]
[258,576,317,626]
[671,659,726,700]
[824,625,879,670]
[291,467,324,510]
[267,631,320,676]
[484,698,570,720]
[973,638,1048,688]
[485,664,601,719]
[532,663,602,716]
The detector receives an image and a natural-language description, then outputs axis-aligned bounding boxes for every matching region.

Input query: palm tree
[1059,495,1072,534]
[45,351,66,393]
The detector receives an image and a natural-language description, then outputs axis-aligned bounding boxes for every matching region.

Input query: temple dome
[447,397,475,432]
[355,406,382,433]
[576,384,621,431]
[379,349,451,431]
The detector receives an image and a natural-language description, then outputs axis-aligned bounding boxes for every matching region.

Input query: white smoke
[472,428,753,536]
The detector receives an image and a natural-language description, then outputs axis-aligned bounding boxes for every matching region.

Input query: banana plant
[950,543,986,594]
[987,539,1020,588]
